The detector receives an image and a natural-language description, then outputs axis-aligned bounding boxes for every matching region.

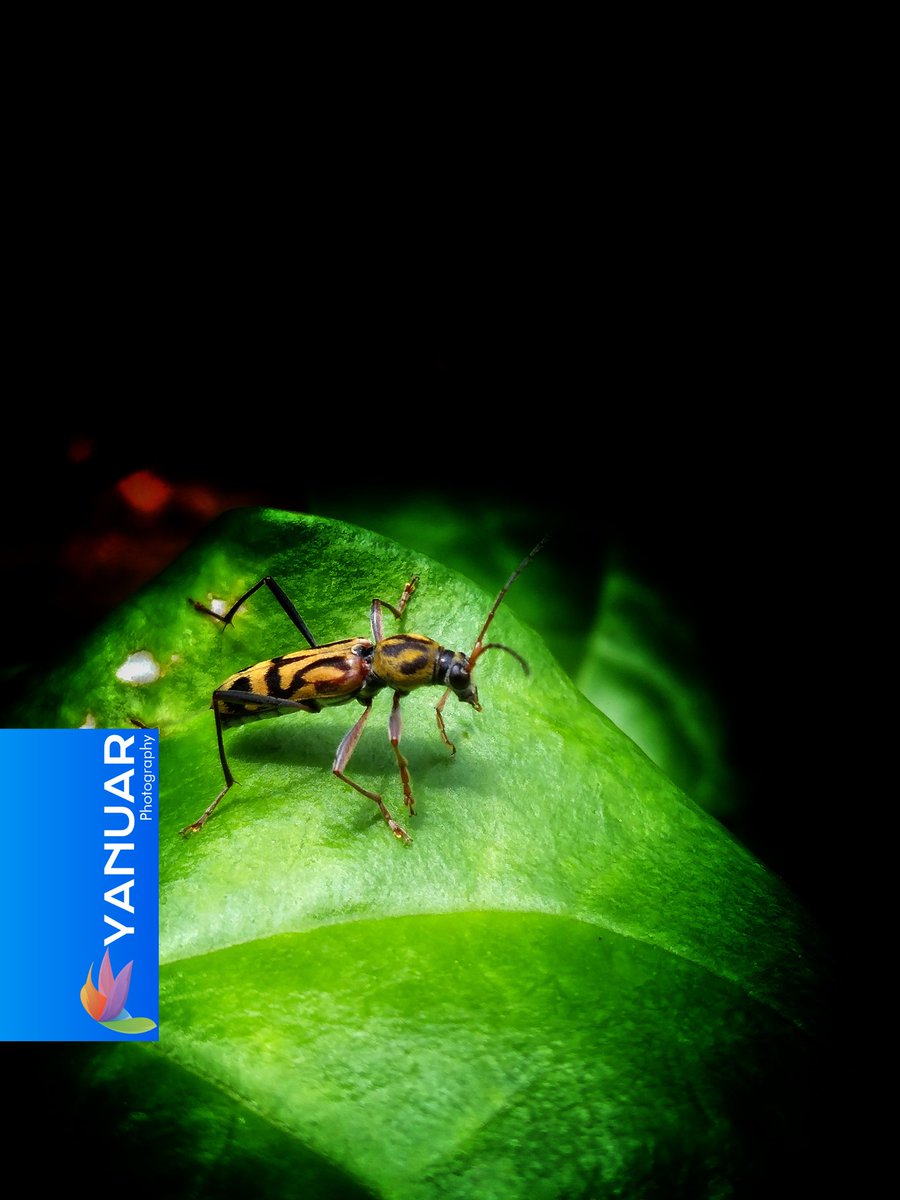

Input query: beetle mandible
[180,537,547,842]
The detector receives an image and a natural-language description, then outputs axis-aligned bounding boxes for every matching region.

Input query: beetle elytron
[180,538,546,842]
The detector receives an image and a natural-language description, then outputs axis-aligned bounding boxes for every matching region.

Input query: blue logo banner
[0,728,159,1040]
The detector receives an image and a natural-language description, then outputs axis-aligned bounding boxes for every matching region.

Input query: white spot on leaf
[116,651,161,685]
[210,598,228,617]
[80,713,97,728]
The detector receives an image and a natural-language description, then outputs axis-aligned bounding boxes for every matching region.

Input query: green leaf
[13,509,827,1198]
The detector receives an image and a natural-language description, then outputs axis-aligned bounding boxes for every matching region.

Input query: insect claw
[389,819,411,844]
[188,597,233,630]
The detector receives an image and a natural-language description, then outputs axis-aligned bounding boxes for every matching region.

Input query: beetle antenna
[467,641,530,674]
[469,534,550,661]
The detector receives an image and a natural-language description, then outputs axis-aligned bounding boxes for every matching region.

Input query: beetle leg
[370,575,418,642]
[434,687,456,756]
[179,690,319,836]
[179,700,235,836]
[333,703,410,843]
[388,691,416,814]
[189,576,318,648]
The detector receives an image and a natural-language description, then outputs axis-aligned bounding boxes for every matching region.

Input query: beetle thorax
[371,634,443,692]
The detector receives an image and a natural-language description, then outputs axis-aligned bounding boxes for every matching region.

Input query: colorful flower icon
[81,949,156,1033]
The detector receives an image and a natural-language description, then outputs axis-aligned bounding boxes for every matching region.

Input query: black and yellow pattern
[372,634,444,690]
[216,637,374,727]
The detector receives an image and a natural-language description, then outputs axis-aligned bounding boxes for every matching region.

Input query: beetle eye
[449,662,469,690]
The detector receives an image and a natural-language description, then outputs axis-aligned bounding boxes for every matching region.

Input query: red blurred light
[117,470,173,514]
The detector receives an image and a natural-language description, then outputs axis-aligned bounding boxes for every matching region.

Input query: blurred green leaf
[575,569,737,819]
[13,509,826,1198]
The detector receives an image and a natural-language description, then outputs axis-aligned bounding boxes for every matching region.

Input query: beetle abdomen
[215,637,373,725]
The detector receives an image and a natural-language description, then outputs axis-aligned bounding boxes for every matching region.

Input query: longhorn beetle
[180,536,548,842]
